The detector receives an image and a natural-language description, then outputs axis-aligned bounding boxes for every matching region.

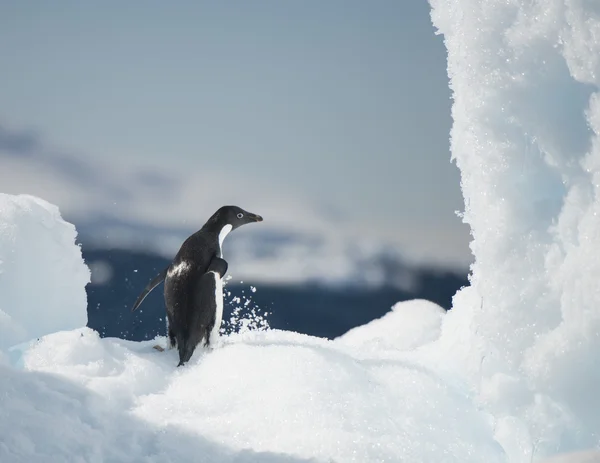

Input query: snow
[1,192,505,462]
[3,0,600,460]
[337,299,446,352]
[0,193,90,352]
[430,0,600,460]
[6,326,504,463]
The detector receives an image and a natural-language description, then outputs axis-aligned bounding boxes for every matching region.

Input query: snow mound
[0,192,503,462]
[0,194,90,351]
[11,325,505,463]
[337,299,446,352]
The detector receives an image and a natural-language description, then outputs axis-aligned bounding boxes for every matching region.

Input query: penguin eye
[237,213,244,219]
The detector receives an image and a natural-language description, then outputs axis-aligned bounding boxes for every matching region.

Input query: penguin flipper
[131,266,168,312]
[207,256,228,278]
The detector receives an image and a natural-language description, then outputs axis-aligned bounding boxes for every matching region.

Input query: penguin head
[207,205,263,232]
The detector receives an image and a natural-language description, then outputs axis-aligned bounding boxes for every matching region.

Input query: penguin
[131,205,263,366]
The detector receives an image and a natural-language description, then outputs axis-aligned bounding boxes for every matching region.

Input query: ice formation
[430,0,600,459]
[0,193,90,352]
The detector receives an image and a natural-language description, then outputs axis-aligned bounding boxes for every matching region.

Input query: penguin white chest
[218,224,233,258]
[208,272,224,345]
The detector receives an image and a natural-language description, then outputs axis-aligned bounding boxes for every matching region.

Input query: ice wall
[0,194,90,352]
[429,0,600,460]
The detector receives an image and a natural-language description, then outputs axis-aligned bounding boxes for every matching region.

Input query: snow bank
[337,299,446,352]
[430,0,600,460]
[0,194,90,352]
[0,193,502,462]
[11,323,505,463]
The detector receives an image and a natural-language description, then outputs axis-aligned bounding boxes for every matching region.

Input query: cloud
[0,124,38,156]
[0,122,183,220]
[132,169,180,194]
[0,121,472,273]
[0,122,337,236]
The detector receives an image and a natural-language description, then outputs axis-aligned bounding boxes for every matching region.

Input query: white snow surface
[0,192,506,462]
[3,326,504,463]
[4,0,600,460]
[337,299,446,353]
[430,0,600,460]
[0,193,90,351]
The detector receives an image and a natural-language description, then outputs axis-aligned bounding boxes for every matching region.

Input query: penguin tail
[176,331,201,367]
[176,334,188,367]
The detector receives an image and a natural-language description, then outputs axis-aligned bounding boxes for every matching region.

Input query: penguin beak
[250,213,263,222]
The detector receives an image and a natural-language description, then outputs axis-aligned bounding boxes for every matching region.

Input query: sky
[0,0,472,269]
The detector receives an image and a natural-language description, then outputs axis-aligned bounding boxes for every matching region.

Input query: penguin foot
[153,345,165,352]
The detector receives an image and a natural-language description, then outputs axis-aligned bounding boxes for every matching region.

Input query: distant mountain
[76,215,470,291]
[82,247,468,342]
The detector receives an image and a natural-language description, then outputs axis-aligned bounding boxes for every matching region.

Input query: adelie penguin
[131,205,263,366]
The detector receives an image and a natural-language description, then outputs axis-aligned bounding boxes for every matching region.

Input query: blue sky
[0,1,471,268]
